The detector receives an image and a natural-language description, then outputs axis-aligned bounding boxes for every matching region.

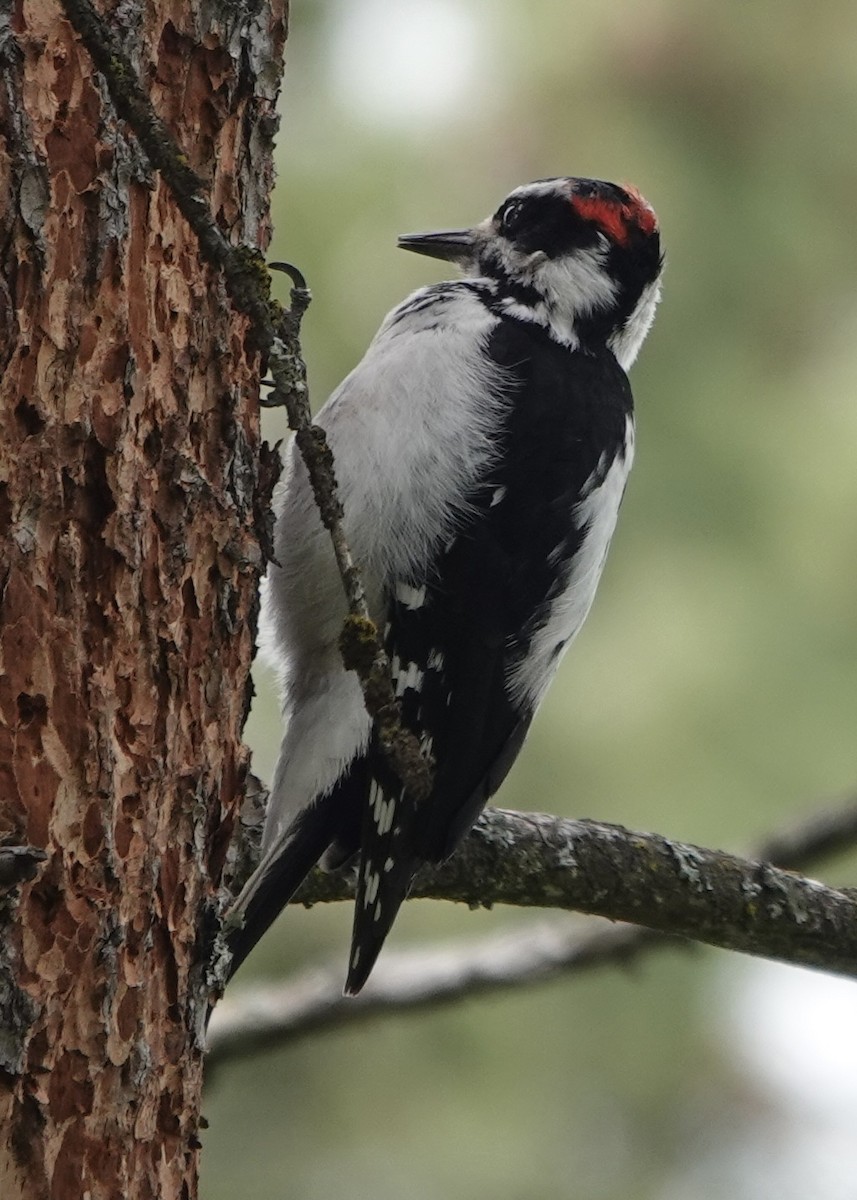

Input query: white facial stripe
[608,277,662,371]
[492,241,618,346]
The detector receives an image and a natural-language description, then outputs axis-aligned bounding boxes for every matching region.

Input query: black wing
[346,319,633,992]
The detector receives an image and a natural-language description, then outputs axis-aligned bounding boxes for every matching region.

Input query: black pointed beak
[397,229,475,263]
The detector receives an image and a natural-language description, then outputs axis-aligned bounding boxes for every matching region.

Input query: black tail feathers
[225,791,340,982]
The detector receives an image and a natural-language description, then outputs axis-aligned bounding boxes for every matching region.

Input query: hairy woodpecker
[229,176,663,993]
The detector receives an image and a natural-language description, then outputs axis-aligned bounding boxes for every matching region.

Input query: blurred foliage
[203,2,857,1197]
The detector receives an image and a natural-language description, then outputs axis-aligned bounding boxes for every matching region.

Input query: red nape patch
[622,185,659,237]
[571,196,632,245]
[571,187,658,245]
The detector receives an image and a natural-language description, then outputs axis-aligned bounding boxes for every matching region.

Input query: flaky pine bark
[0,2,285,1197]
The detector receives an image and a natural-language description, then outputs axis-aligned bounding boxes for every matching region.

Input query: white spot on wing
[370,780,384,825]
[394,660,425,697]
[395,581,427,610]
[489,485,507,507]
[378,795,396,836]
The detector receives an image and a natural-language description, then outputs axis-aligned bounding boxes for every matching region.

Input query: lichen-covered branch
[207,795,857,1064]
[289,803,857,976]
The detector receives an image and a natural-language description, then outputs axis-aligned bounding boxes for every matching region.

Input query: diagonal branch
[206,920,667,1071]
[59,0,433,813]
[207,794,857,1066]
[752,797,857,868]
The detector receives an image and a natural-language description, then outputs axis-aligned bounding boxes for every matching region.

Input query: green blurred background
[203,1,857,1195]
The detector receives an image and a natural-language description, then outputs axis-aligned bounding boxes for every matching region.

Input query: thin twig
[754,794,857,869]
[59,0,433,807]
[61,0,278,347]
[263,267,432,799]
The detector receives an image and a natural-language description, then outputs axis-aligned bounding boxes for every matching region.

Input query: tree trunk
[0,2,286,1195]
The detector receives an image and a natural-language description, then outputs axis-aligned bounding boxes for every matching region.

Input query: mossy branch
[207,794,857,1066]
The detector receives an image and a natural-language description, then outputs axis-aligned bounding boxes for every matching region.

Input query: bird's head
[398,177,663,369]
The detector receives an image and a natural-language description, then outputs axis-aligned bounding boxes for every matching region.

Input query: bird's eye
[498,200,525,236]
